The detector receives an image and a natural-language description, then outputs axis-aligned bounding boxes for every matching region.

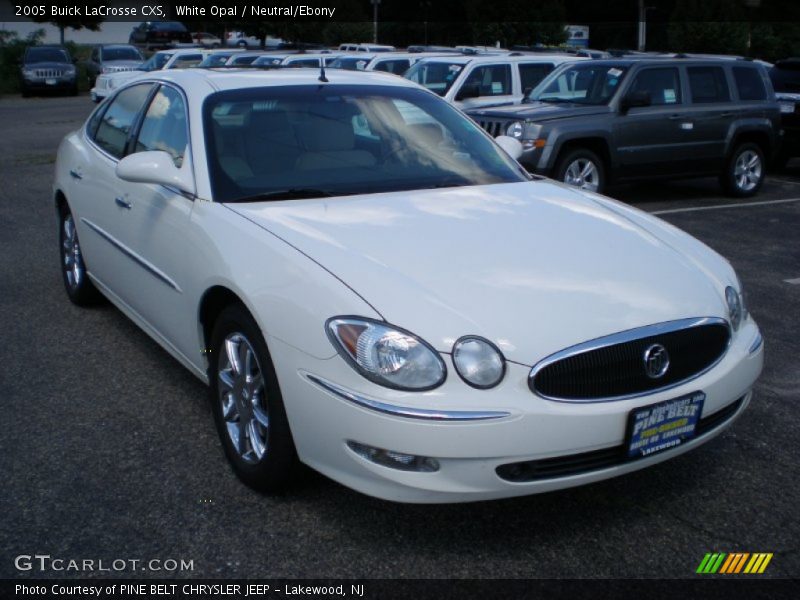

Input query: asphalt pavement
[1,95,798,580]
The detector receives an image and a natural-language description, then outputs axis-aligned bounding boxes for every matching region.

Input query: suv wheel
[722,143,764,198]
[555,148,605,194]
[209,304,297,492]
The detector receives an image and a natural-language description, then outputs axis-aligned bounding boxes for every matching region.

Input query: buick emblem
[643,344,670,379]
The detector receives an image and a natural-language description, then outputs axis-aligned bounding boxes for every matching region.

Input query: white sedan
[54,68,763,503]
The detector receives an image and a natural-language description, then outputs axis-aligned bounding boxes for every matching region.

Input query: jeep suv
[466,59,781,197]
[19,45,77,97]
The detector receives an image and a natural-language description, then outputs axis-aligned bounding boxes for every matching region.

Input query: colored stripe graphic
[698,552,773,574]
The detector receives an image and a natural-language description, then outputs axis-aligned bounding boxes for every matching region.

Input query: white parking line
[785,278,800,285]
[767,177,800,186]
[651,197,800,215]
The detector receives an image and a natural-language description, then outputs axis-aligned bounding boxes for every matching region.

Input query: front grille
[496,395,745,482]
[107,66,136,73]
[34,69,65,78]
[476,119,508,137]
[530,319,730,401]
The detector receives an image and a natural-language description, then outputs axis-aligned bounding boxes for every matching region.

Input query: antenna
[318,58,328,82]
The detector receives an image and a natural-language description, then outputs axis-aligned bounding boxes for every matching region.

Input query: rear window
[373,59,411,75]
[688,66,730,103]
[733,67,767,101]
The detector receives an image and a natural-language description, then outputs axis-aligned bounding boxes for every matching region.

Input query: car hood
[228,181,733,365]
[23,61,71,69]
[469,102,611,123]
[102,60,143,68]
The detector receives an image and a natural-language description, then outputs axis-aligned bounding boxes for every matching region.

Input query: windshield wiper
[227,188,335,203]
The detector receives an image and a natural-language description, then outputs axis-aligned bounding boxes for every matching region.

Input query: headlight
[327,317,446,391]
[506,121,524,139]
[452,336,506,389]
[22,68,35,77]
[725,285,744,331]
[108,78,117,89]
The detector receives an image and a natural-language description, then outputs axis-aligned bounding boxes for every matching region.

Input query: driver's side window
[629,68,682,105]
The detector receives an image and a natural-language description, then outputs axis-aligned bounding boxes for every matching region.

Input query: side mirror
[620,90,651,112]
[116,151,195,195]
[456,81,481,101]
[495,135,524,160]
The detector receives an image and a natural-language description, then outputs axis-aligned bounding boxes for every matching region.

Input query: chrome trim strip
[748,332,763,354]
[529,317,731,404]
[80,218,182,293]
[305,373,511,421]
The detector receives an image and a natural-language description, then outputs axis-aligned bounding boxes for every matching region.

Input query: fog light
[347,441,439,472]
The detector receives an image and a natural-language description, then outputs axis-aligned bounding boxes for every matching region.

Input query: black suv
[19,45,77,97]
[467,58,780,197]
[129,21,192,50]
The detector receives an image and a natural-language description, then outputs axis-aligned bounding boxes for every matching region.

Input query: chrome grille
[35,69,65,78]
[529,318,731,402]
[106,66,137,73]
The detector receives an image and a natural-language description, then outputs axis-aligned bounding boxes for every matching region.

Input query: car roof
[584,58,769,68]
[139,67,422,94]
[413,53,582,65]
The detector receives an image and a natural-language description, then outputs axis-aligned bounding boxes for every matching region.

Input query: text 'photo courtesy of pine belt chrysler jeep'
[467,58,781,197]
[53,68,763,503]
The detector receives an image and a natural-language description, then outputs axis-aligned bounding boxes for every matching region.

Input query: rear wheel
[209,304,297,492]
[554,148,605,194]
[721,142,765,197]
[59,206,102,305]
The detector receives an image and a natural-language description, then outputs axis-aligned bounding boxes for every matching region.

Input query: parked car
[467,58,781,196]
[196,50,246,68]
[226,31,285,49]
[338,43,395,52]
[53,68,762,503]
[91,49,211,103]
[192,32,222,48]
[225,52,272,66]
[129,21,193,50]
[405,53,583,109]
[768,58,800,166]
[252,53,341,68]
[86,44,144,87]
[19,45,77,97]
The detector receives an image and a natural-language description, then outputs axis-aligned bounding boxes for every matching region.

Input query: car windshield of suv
[329,57,372,71]
[528,63,629,105]
[138,53,171,71]
[103,47,142,61]
[199,54,234,67]
[404,61,465,96]
[204,84,528,202]
[26,48,69,63]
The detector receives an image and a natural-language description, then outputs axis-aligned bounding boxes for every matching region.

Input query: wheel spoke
[218,369,235,392]
[225,337,242,375]
[240,340,252,377]
[237,418,249,457]
[253,405,269,428]
[222,393,237,420]
[248,419,266,460]
[580,161,594,179]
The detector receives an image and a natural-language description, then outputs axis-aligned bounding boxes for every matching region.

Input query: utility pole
[637,0,646,51]
[371,0,381,44]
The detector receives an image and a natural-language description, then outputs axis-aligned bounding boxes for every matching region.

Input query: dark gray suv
[467,59,780,197]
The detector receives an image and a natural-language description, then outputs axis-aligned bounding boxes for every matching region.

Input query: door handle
[115,196,132,210]
[69,169,82,180]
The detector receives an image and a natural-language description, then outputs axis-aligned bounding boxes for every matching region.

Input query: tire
[209,304,297,492]
[721,142,765,198]
[59,205,102,306]
[554,148,606,194]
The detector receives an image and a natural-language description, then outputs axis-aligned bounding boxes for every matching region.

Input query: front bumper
[22,76,76,91]
[270,318,763,503]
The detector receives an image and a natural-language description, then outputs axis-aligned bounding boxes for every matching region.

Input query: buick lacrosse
[53,68,763,503]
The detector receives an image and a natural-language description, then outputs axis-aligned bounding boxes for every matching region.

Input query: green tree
[668,0,749,55]
[30,1,104,45]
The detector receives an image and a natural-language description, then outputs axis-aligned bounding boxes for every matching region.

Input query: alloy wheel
[734,150,762,192]
[563,158,600,192]
[62,213,84,291]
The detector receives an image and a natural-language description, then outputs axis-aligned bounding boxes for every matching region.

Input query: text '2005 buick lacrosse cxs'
[52,68,763,503]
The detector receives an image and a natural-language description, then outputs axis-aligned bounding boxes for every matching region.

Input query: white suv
[405,53,585,109]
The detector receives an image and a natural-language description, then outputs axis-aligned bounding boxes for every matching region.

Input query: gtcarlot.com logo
[14,554,194,573]
[696,552,774,574]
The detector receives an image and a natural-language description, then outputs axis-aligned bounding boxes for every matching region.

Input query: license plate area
[45,78,57,85]
[626,391,705,459]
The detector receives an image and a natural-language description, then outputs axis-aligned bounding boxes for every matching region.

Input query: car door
[71,83,156,296]
[680,65,736,172]
[110,83,199,358]
[452,63,516,109]
[613,65,693,178]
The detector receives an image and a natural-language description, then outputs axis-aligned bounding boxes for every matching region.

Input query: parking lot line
[651,197,800,215]
[785,278,800,285]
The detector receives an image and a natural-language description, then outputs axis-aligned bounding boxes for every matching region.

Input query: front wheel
[554,148,605,194]
[209,304,297,492]
[721,143,765,198]
[59,207,102,305]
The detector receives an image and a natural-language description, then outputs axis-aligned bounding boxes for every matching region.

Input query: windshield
[528,63,628,105]
[252,56,286,66]
[25,48,69,63]
[102,47,142,61]
[138,53,171,71]
[329,56,372,71]
[199,54,233,67]
[404,61,465,96]
[203,84,528,203]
